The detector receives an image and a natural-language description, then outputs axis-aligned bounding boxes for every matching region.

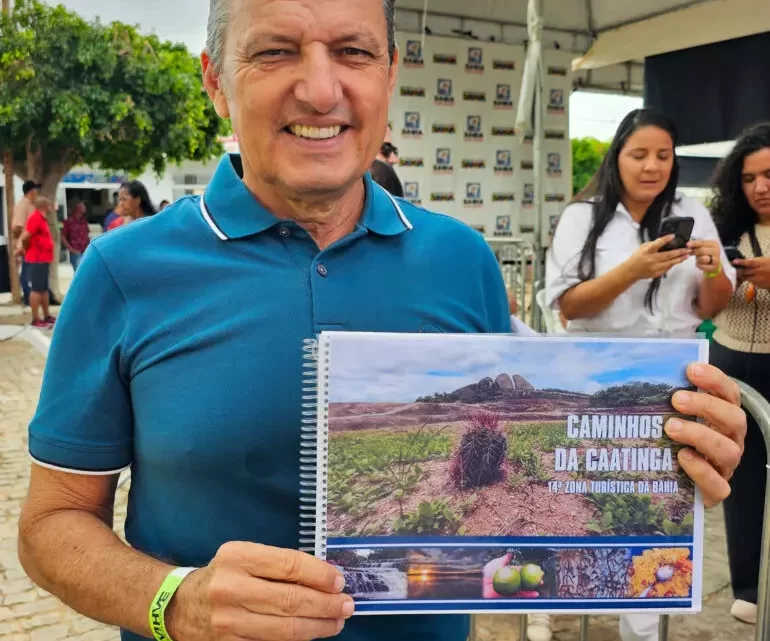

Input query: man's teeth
[289,125,342,140]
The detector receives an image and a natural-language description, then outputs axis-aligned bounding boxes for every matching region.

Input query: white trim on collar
[199,197,229,241]
[378,185,414,231]
[198,183,413,240]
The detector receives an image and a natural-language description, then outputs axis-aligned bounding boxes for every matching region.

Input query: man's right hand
[625,234,692,281]
[166,542,354,641]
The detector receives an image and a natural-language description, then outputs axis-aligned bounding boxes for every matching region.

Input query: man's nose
[294,46,343,114]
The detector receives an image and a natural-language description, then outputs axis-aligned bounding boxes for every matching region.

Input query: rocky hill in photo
[416,373,553,404]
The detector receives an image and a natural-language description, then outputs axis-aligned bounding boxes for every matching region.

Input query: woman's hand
[664,364,746,508]
[733,256,770,289]
[625,235,692,280]
[687,239,722,274]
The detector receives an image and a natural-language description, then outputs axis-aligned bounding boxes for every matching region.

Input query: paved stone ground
[0,336,760,641]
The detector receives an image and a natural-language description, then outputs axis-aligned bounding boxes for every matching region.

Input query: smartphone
[658,216,695,251]
[724,246,745,263]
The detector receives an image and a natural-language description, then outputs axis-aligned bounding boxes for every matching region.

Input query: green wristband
[149,567,196,641]
[704,262,723,279]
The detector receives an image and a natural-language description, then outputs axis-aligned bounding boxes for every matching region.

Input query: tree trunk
[22,143,73,301]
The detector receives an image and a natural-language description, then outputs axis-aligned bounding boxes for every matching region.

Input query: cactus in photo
[450,410,507,489]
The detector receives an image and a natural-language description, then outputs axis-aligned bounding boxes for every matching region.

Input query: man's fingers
[218,543,345,593]
[233,577,354,619]
[212,609,345,641]
[671,389,746,447]
[676,448,731,509]
[685,363,741,406]
[665,418,742,477]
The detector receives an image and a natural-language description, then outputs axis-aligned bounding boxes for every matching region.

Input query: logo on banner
[494,150,513,174]
[404,40,424,67]
[400,157,424,168]
[462,159,486,169]
[545,193,566,203]
[433,53,457,65]
[521,159,534,170]
[494,84,513,109]
[434,78,454,105]
[402,112,423,137]
[493,60,516,70]
[464,116,483,141]
[548,65,567,76]
[548,89,565,113]
[493,193,516,203]
[431,192,455,202]
[434,148,453,173]
[463,91,486,102]
[464,182,483,207]
[492,127,515,137]
[466,47,484,73]
[400,86,426,97]
[545,129,566,140]
[496,215,512,233]
[432,123,456,134]
[523,183,535,207]
[404,182,421,205]
[547,152,562,176]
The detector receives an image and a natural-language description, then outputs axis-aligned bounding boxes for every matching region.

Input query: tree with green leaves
[0,0,227,294]
[571,137,611,196]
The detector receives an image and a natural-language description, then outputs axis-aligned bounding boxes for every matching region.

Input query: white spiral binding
[299,337,329,557]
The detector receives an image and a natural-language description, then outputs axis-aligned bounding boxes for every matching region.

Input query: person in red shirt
[62,200,91,271]
[16,197,56,329]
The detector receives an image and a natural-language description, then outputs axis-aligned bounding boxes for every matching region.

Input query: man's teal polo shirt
[29,154,510,641]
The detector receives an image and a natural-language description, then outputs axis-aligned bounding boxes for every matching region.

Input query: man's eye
[259,49,289,58]
[341,47,371,57]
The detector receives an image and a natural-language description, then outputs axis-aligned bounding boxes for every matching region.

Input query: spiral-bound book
[301,331,706,615]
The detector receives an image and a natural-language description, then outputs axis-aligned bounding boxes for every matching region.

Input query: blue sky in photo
[327,334,702,403]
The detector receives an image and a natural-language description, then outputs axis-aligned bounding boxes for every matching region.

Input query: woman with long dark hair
[108,181,156,231]
[709,122,770,626]
[543,108,736,641]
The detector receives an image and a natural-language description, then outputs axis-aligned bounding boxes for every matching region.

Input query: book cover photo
[310,332,706,615]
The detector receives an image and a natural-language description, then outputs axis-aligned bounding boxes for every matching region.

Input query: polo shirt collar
[201,154,412,241]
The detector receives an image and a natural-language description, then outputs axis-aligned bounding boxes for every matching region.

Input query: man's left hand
[665,363,746,508]
[733,256,770,289]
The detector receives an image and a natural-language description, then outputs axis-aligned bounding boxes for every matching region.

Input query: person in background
[16,197,56,329]
[375,124,399,166]
[12,181,42,306]
[102,192,120,231]
[369,159,403,197]
[159,200,171,211]
[709,122,770,626]
[61,201,91,272]
[545,108,736,641]
[107,181,156,231]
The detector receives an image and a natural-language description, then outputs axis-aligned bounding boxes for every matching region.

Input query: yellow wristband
[704,262,723,279]
[149,567,196,641]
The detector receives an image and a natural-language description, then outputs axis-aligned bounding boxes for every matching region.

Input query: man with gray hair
[18,2,747,641]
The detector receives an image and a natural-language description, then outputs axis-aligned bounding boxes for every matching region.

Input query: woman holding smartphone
[542,108,735,641]
[710,122,770,626]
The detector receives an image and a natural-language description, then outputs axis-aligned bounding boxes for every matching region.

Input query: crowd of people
[6,3,761,641]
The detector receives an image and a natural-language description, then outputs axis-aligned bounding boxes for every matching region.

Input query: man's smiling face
[204,0,398,201]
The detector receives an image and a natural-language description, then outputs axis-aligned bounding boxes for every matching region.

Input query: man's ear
[201,51,231,120]
[386,46,399,102]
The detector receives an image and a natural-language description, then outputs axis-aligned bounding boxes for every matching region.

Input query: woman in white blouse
[543,108,735,641]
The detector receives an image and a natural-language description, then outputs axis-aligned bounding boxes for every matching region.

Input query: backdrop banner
[391,33,573,245]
